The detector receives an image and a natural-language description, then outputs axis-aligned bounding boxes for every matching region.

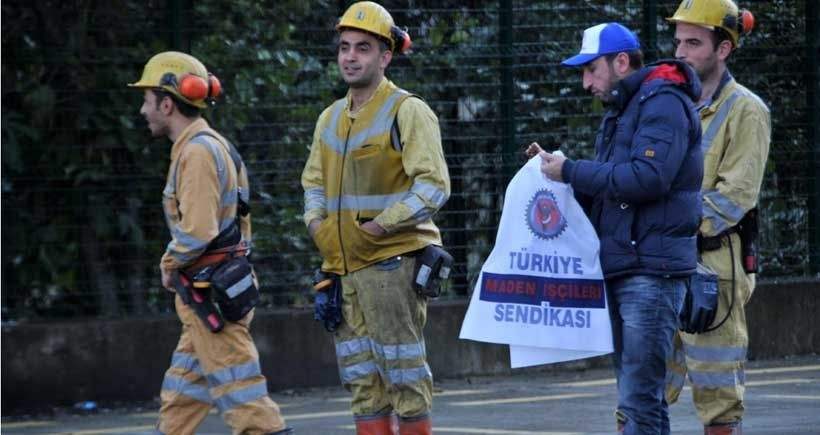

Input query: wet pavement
[3,355,819,434]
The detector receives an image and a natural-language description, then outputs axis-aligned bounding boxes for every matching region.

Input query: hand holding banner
[459,154,613,368]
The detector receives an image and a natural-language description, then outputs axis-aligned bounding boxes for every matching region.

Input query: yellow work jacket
[699,72,770,238]
[160,118,251,272]
[302,78,451,274]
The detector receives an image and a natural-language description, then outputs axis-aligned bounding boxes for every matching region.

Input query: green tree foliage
[2,1,171,318]
[1,0,814,321]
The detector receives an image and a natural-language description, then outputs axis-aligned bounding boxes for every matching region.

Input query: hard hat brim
[666,17,716,31]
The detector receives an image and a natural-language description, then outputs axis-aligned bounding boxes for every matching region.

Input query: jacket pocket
[347,144,393,202]
[313,217,341,263]
[602,198,636,254]
[352,223,383,259]
[350,143,381,159]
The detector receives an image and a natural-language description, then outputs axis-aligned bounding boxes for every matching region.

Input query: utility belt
[351,217,455,297]
[353,218,452,296]
[311,244,453,333]
[374,245,454,298]
[697,207,759,274]
[184,242,249,273]
[697,227,737,253]
[172,224,260,332]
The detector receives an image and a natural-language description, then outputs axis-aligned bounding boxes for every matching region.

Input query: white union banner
[459,155,614,368]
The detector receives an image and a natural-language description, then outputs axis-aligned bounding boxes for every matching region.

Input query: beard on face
[596,60,619,103]
[596,74,620,103]
[145,116,169,138]
[695,56,719,82]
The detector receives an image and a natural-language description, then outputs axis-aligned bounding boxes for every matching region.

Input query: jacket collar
[170,118,210,162]
[345,77,391,118]
[699,69,734,114]
[607,59,702,111]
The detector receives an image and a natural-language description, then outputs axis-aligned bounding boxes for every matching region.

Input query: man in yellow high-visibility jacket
[665,1,771,434]
[129,51,292,435]
[301,2,450,434]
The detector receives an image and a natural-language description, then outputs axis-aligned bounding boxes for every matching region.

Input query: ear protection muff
[739,9,755,35]
[160,71,221,103]
[390,26,412,54]
[178,73,221,101]
[723,9,755,38]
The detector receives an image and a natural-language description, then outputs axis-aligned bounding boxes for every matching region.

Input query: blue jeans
[608,275,686,435]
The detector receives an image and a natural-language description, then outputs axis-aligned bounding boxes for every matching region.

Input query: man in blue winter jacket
[528,22,704,434]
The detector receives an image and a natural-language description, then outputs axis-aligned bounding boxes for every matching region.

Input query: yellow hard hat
[336,1,412,53]
[667,0,755,47]
[128,51,221,109]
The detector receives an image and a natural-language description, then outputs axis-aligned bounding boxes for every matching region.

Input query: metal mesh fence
[2,0,817,321]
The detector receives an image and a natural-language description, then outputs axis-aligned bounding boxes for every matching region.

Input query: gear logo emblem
[526,189,567,240]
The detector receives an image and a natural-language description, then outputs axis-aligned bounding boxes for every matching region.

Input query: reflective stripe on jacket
[699,73,771,237]
[301,78,450,274]
[161,118,251,271]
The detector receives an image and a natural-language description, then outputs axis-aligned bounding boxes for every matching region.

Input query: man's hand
[540,151,567,182]
[360,220,387,236]
[308,218,323,238]
[161,268,175,292]
[525,142,545,159]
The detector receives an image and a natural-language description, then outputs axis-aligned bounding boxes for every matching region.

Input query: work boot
[355,414,397,435]
[704,421,742,435]
[398,415,432,435]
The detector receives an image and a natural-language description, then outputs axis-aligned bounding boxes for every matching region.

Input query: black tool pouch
[210,255,259,322]
[679,263,720,334]
[413,245,454,298]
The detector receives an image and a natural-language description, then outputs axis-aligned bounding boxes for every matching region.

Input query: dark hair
[712,28,734,51]
[151,89,201,118]
[604,49,644,70]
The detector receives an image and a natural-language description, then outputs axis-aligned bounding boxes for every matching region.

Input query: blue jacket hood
[610,59,702,110]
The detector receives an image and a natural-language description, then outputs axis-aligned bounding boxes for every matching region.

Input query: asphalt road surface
[3,356,819,434]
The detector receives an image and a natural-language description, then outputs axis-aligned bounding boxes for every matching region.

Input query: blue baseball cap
[561,22,640,67]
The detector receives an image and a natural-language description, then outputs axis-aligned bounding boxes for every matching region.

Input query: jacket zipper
[337,120,354,274]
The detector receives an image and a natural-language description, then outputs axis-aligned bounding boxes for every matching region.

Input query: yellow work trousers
[334,255,433,420]
[667,233,754,425]
[156,296,288,435]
